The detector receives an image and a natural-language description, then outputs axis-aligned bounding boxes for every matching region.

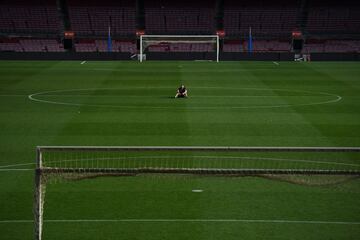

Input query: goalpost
[34,146,360,240]
[139,35,220,62]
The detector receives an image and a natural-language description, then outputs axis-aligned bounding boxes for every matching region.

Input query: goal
[34,146,360,240]
[139,35,220,62]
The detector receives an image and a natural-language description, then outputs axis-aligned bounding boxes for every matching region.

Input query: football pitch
[0,60,359,239]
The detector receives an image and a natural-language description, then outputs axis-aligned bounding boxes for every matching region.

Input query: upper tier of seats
[224,0,298,38]
[144,0,215,35]
[307,7,360,34]
[1,0,359,37]
[0,0,60,34]
[68,0,135,37]
[68,7,135,37]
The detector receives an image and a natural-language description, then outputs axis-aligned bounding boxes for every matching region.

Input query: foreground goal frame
[34,146,360,240]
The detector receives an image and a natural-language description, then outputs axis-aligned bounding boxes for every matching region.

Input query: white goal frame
[139,35,220,62]
[34,146,360,240]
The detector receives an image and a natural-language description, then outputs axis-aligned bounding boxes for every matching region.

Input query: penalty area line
[0,219,359,225]
[0,94,27,97]
[0,169,34,172]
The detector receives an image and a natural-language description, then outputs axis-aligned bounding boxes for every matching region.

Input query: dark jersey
[178,87,186,93]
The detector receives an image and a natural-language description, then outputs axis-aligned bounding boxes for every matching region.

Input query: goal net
[34,146,360,240]
[139,35,220,62]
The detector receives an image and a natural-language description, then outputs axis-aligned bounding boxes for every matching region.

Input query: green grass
[0,60,360,239]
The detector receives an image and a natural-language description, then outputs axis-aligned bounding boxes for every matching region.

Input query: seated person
[175,85,188,98]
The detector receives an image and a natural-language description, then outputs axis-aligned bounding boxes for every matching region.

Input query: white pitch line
[0,94,319,98]
[273,61,279,65]
[192,189,203,193]
[0,162,35,169]
[92,68,279,72]
[81,61,86,65]
[0,219,359,225]
[194,60,213,62]
[0,169,33,172]
[27,87,342,110]
[0,94,27,97]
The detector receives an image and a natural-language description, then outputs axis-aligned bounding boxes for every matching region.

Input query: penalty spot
[192,189,203,193]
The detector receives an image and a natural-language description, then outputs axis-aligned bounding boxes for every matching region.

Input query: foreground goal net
[34,146,360,240]
[139,35,220,62]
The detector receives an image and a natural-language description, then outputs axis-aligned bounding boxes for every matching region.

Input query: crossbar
[39,167,360,176]
[37,146,360,152]
[141,35,219,38]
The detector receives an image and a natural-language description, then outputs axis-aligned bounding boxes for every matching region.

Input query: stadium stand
[306,1,360,34]
[224,0,298,38]
[0,38,65,52]
[0,38,23,52]
[68,0,136,37]
[144,0,215,35]
[74,39,136,53]
[303,40,360,53]
[3,38,355,54]
[20,39,65,52]
[223,40,291,52]
[0,0,60,34]
[0,0,359,53]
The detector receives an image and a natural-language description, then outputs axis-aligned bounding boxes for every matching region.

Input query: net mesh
[141,36,218,46]
[140,35,220,62]
[39,147,360,174]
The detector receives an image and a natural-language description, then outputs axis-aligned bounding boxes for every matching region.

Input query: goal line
[4,218,360,225]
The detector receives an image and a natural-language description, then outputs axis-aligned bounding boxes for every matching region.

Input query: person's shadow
[164,96,187,99]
